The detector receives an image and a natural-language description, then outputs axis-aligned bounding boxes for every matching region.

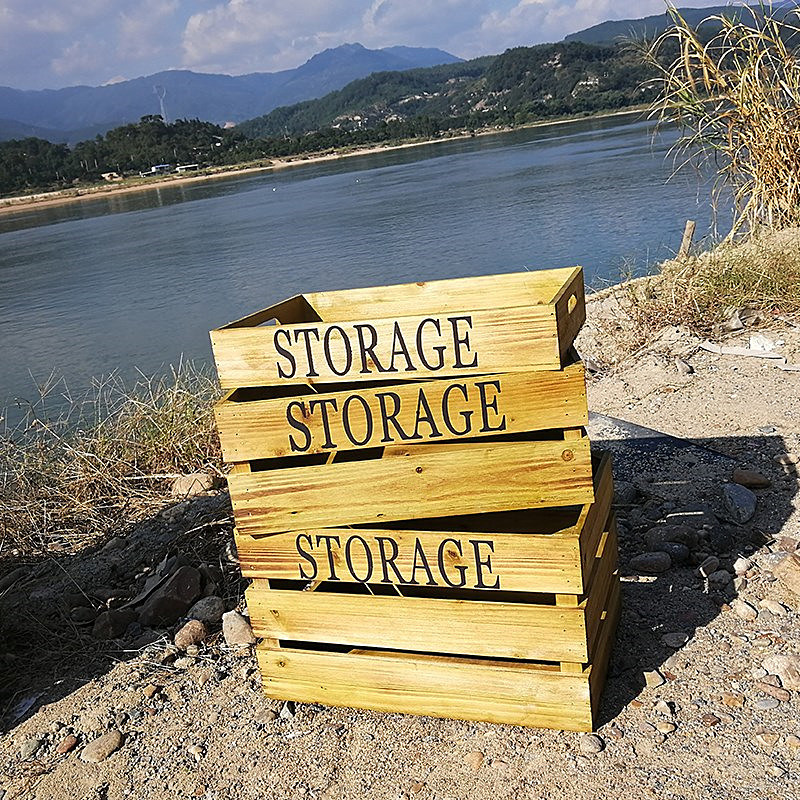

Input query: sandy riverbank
[0,109,645,217]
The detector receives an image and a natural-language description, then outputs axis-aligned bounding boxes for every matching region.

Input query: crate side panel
[256,645,593,731]
[229,436,594,535]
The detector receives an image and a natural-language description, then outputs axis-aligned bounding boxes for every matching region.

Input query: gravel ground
[1,309,799,800]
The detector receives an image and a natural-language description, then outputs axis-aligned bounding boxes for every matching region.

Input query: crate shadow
[590,415,797,728]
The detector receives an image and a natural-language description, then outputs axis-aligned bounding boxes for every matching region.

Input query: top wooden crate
[210,266,585,389]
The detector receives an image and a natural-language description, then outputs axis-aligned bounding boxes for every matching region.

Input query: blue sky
[2,1,737,90]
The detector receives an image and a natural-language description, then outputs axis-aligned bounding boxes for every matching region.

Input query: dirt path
[1,308,799,800]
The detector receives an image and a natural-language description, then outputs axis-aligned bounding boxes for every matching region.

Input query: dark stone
[654,541,690,565]
[92,608,137,640]
[722,483,757,524]
[645,524,698,550]
[138,566,202,627]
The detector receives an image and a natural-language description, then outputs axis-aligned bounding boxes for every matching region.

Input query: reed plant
[645,3,800,235]
[0,363,222,558]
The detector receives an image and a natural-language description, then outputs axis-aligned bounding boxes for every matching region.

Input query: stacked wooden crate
[210,266,619,732]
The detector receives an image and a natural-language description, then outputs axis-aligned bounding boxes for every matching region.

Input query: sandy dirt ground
[1,302,799,800]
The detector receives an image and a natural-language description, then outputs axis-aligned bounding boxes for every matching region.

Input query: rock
[645,524,698,549]
[171,473,216,498]
[762,654,800,691]
[734,577,748,592]
[465,751,485,769]
[774,553,800,597]
[80,730,123,763]
[733,557,753,576]
[222,610,256,647]
[138,566,202,627]
[731,599,758,621]
[174,656,193,669]
[662,632,689,649]
[655,700,674,716]
[722,483,757,524]
[631,552,672,575]
[675,357,694,376]
[279,701,295,720]
[187,595,225,624]
[92,608,136,640]
[637,721,656,734]
[606,725,624,740]
[721,691,744,708]
[70,606,97,624]
[19,738,42,760]
[655,722,676,734]
[708,569,733,586]
[644,670,665,689]
[786,734,800,750]
[778,536,799,553]
[774,452,800,472]
[732,469,771,489]
[55,734,78,754]
[579,734,604,754]
[102,536,127,552]
[755,730,779,748]
[142,684,160,699]
[174,620,208,650]
[759,599,788,616]
[614,481,639,505]
[0,567,27,593]
[187,744,204,762]
[701,714,720,727]
[757,683,791,702]
[754,698,780,711]
[751,667,768,680]
[654,542,690,566]
[255,708,278,725]
[698,556,720,578]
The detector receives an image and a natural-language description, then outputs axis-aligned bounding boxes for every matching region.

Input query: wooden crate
[210,267,585,389]
[250,512,620,732]
[236,451,612,596]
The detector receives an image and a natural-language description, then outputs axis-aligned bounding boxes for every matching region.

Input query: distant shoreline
[0,108,645,217]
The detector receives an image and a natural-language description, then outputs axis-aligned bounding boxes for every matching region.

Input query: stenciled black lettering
[293,328,321,377]
[323,325,353,377]
[476,380,507,433]
[412,388,443,440]
[296,534,318,580]
[286,400,311,452]
[437,538,468,588]
[389,322,415,372]
[315,534,342,581]
[471,539,500,589]
[376,536,407,584]
[274,328,297,379]
[416,318,446,371]
[441,383,472,436]
[409,538,437,586]
[344,535,374,583]
[341,394,374,447]
[354,323,388,374]
[308,397,338,450]
[376,391,415,443]
[450,316,479,369]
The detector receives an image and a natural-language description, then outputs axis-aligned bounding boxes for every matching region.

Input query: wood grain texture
[235,453,612,594]
[214,364,588,461]
[244,520,617,662]
[229,435,594,535]
[255,644,594,731]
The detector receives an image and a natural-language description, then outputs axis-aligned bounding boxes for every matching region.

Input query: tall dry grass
[645,3,800,235]
[0,364,222,559]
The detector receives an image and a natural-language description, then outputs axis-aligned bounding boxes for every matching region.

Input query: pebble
[174,619,208,650]
[698,556,720,578]
[464,750,485,769]
[757,683,791,702]
[733,577,748,592]
[579,734,604,754]
[768,766,787,778]
[675,357,694,376]
[280,701,295,720]
[171,472,216,497]
[255,708,278,725]
[786,734,800,750]
[755,698,780,711]
[755,731,780,748]
[655,722,676,734]
[751,667,768,680]
[731,599,758,621]
[733,557,753,576]
[187,744,204,762]
[655,700,674,716]
[222,610,257,647]
[606,725,624,740]
[654,541,690,565]
[762,653,800,691]
[80,729,123,763]
[701,714,720,727]
[774,553,800,597]
[662,632,689,649]
[722,483,757,524]
[174,656,194,669]
[644,670,665,688]
[19,738,42,760]
[631,552,672,575]
[186,595,225,624]
[56,734,78,754]
[721,692,744,708]
[142,684,159,699]
[732,469,771,489]
[637,721,656,734]
[138,565,202,627]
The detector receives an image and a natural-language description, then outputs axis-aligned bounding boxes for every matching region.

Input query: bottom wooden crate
[253,576,620,732]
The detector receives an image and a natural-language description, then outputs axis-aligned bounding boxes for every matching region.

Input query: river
[0,112,721,416]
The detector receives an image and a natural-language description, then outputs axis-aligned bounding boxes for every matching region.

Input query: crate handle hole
[567,294,578,314]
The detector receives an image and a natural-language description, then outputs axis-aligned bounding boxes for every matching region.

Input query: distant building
[139,164,172,177]
[101,172,122,182]
[175,164,200,173]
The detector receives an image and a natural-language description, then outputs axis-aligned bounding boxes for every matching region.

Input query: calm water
[0,113,720,415]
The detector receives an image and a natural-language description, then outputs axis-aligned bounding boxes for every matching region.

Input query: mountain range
[0,44,460,143]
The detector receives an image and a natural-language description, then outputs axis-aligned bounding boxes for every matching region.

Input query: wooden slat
[229,435,593,536]
[256,644,594,731]
[553,267,587,362]
[589,580,622,722]
[214,365,588,461]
